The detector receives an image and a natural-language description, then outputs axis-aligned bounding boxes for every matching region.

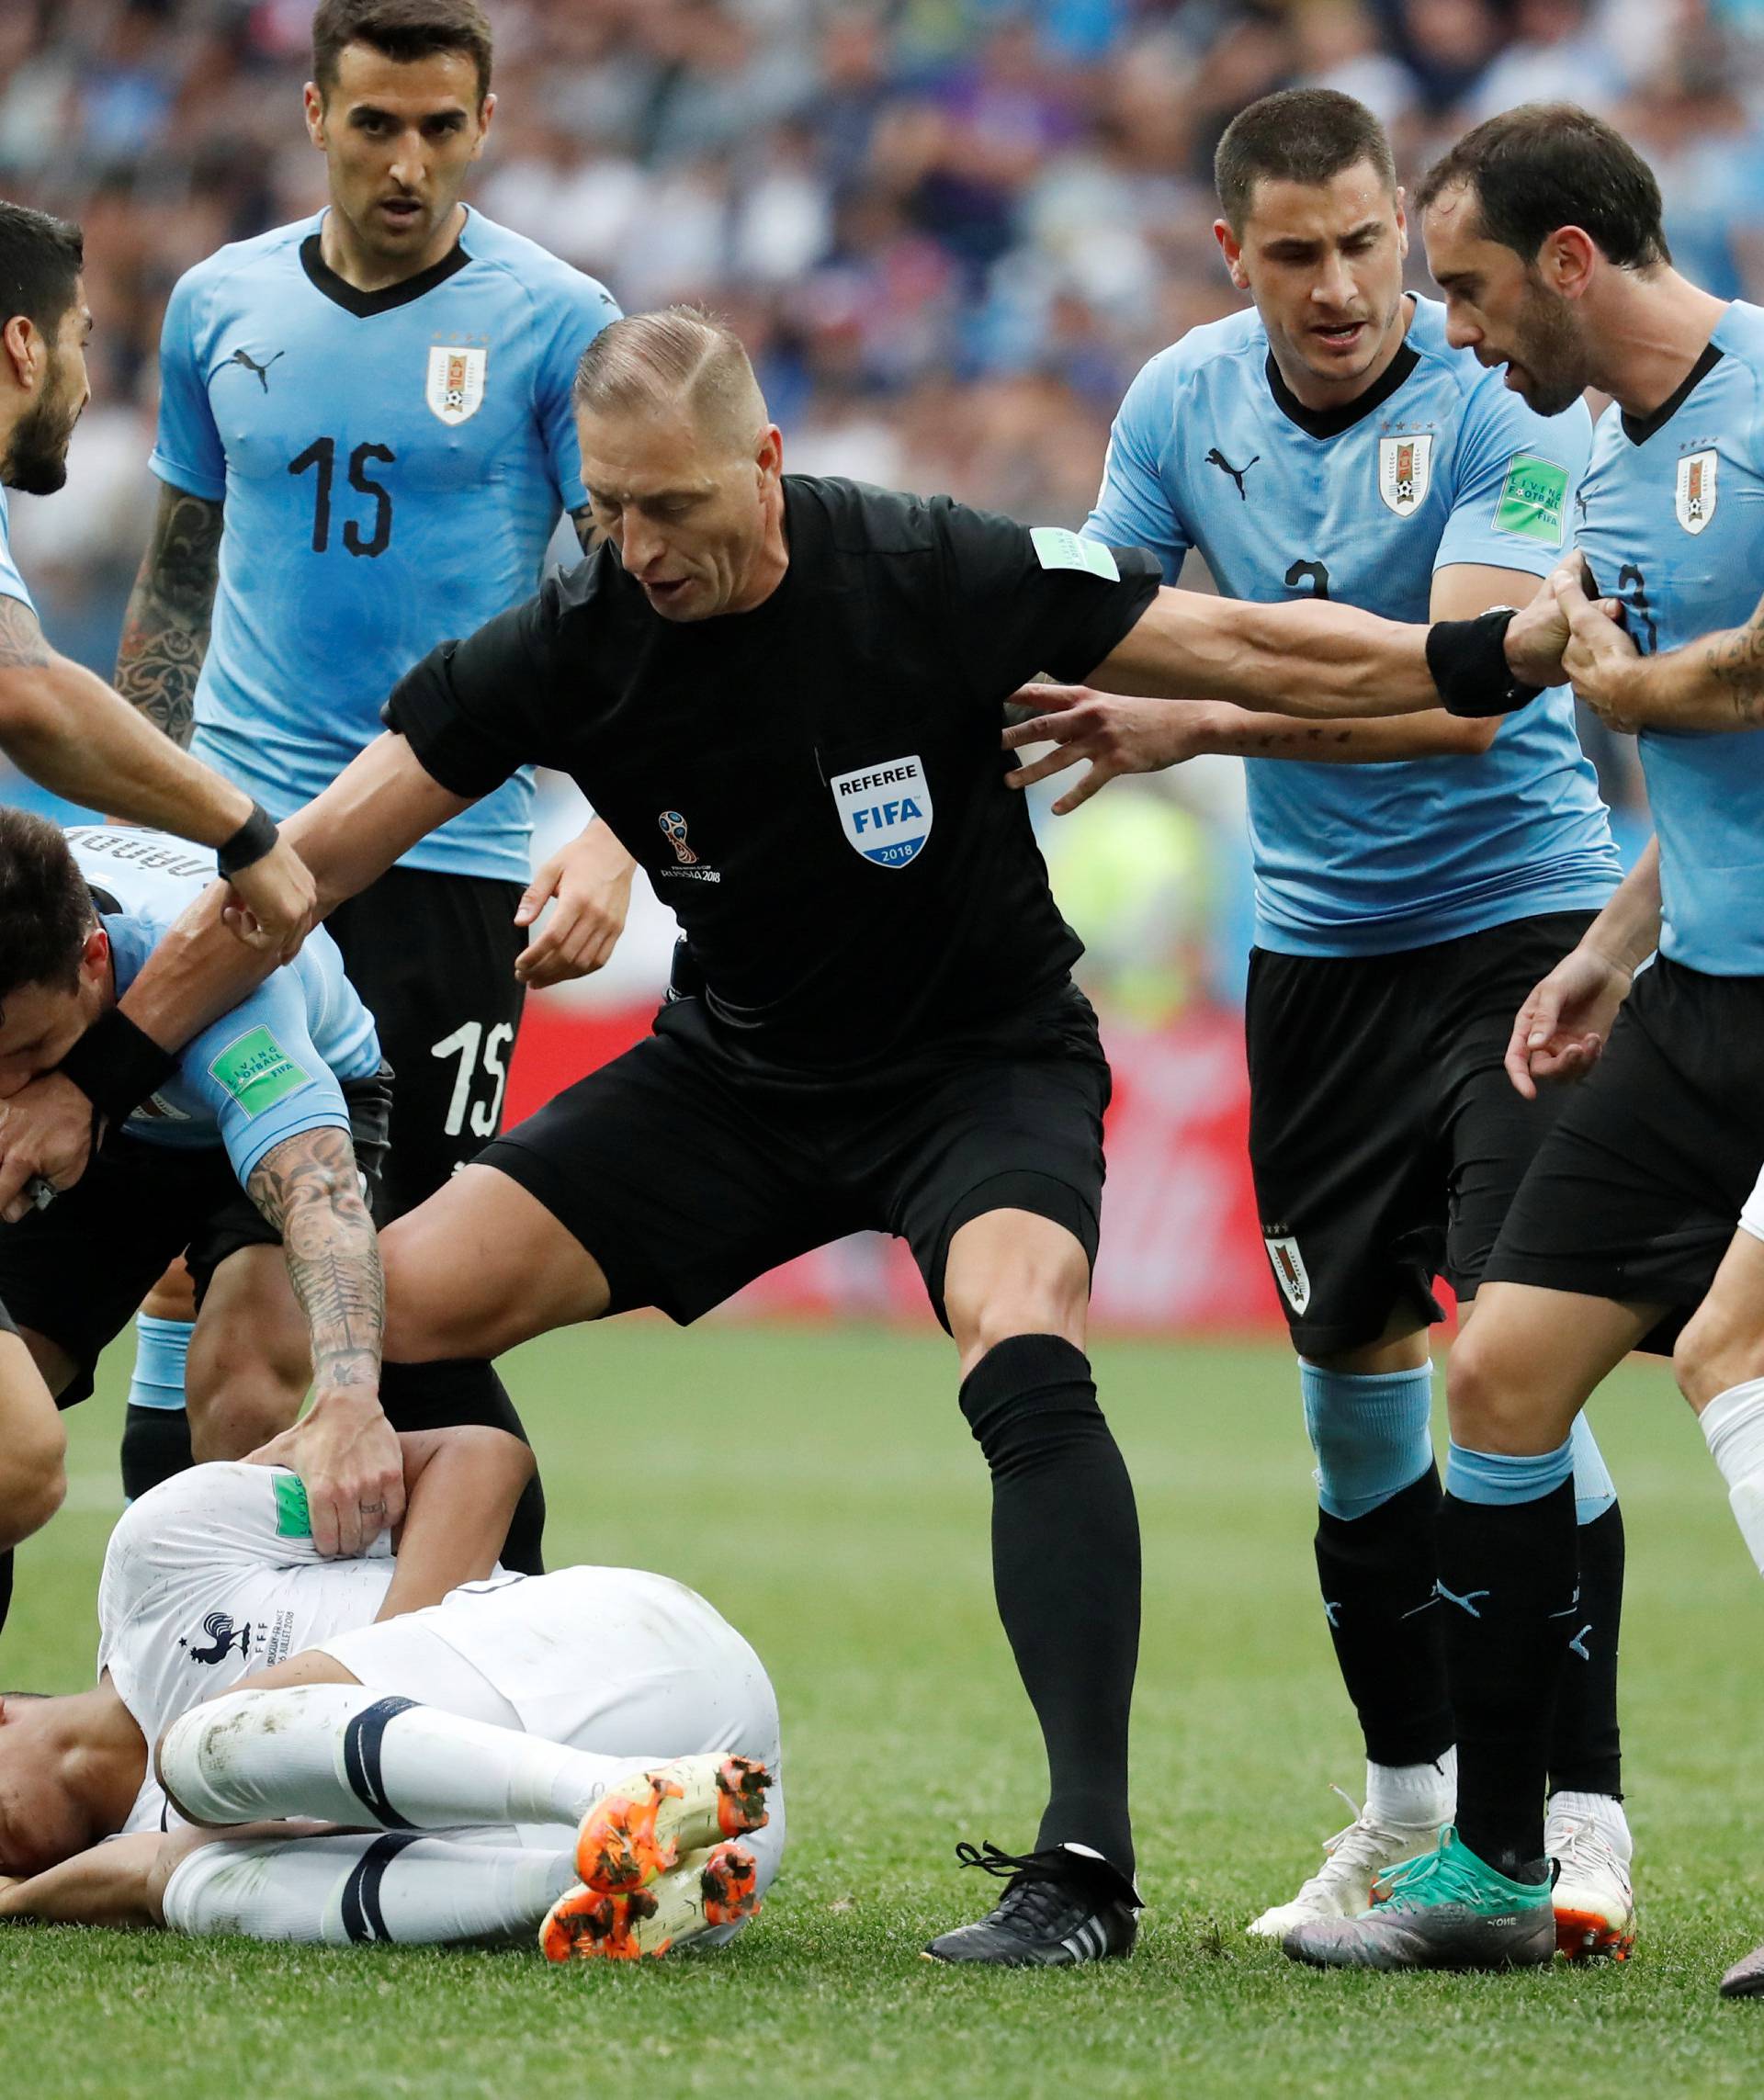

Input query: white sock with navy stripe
[159,1684,649,1832]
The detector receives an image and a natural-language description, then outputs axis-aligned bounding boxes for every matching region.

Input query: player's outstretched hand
[1001,683,1209,814]
[514,821,636,989]
[1504,567,1576,689]
[256,1387,405,1558]
[1503,942,1634,1101]
[1554,565,1643,731]
[0,1073,99,1222]
[222,835,319,954]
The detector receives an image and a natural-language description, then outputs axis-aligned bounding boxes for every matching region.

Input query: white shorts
[1740,1161,1764,1246]
[316,1564,786,1883]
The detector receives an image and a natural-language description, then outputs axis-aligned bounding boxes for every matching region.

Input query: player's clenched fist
[257,1389,405,1559]
[1001,683,1216,813]
[221,834,319,954]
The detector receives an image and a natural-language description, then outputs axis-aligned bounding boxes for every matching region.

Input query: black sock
[1547,1499,1625,1799]
[958,1333,1139,1878]
[0,1545,11,1637]
[120,1404,194,1502]
[379,1359,547,1575]
[1438,1478,1576,1880]
[1315,1466,1454,1769]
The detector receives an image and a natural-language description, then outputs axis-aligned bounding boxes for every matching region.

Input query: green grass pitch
[3,1321,1762,2097]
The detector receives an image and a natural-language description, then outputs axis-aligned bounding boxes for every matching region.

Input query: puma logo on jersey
[227,347,285,391]
[1204,447,1259,501]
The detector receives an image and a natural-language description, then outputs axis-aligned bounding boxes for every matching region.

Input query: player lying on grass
[0,308,1577,1970]
[0,1433,782,1957]
[0,807,402,1630]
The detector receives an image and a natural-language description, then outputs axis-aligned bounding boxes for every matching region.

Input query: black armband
[56,1007,177,1125]
[1424,607,1544,718]
[216,800,280,878]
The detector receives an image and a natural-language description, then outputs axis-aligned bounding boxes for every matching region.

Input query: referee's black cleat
[923,1840,1141,1966]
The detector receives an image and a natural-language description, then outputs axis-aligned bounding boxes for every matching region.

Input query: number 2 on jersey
[288,437,395,557]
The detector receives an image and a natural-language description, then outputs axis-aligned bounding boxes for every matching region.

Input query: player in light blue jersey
[1005,89,1632,1953]
[0,809,394,1630]
[1283,105,1764,1986]
[111,0,628,1540]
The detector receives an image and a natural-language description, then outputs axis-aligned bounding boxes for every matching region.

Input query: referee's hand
[1503,943,1633,1101]
[1001,683,1209,813]
[514,819,635,989]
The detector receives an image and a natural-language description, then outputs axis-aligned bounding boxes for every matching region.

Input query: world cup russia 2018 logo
[659,810,698,864]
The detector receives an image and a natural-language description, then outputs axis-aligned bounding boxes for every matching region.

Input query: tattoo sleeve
[0,593,51,670]
[114,484,224,748]
[246,1124,383,1394]
[1704,609,1764,723]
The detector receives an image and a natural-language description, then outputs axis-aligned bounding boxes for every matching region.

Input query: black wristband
[1424,607,1544,718]
[56,1007,178,1125]
[217,800,279,878]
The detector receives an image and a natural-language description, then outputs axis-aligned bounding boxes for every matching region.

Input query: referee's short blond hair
[573,307,767,455]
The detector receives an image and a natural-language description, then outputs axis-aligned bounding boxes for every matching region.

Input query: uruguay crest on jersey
[830,754,933,868]
[426,343,487,425]
[1676,448,1717,535]
[1377,433,1432,516]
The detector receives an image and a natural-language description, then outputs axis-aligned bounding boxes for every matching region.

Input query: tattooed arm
[114,484,225,748]
[1555,561,1764,732]
[244,1123,403,1558]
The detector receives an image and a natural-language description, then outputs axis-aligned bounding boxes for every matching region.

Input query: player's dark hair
[1215,89,1396,233]
[311,0,493,105]
[0,201,84,342]
[0,809,96,1022]
[574,306,763,443]
[1416,104,1669,270]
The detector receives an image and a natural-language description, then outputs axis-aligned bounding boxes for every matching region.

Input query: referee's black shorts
[478,982,1111,1328]
[1481,954,1764,1350]
[0,1070,391,1406]
[1246,910,1597,1358]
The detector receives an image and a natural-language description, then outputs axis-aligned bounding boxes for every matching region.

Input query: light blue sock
[128,1314,191,1414]
[1445,1437,1575,1505]
[1567,1413,1616,1525]
[1298,1359,1434,1519]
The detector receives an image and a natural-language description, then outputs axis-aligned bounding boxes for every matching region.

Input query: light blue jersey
[152,208,620,884]
[67,825,380,1186]
[1088,296,1620,955]
[0,484,33,612]
[1576,303,1764,977]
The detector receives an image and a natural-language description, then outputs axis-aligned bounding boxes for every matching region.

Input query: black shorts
[1482,954,1764,1349]
[1246,911,1597,1357]
[0,1071,390,1406]
[478,983,1111,1328]
[324,865,526,1220]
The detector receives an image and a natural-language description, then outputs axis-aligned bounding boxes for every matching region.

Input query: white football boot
[1545,1800,1635,1960]
[1249,1790,1445,1940]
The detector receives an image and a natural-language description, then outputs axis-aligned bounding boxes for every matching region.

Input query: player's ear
[472,91,496,156]
[1212,219,1248,290]
[1541,225,1598,302]
[1394,186,1408,259]
[302,80,326,149]
[78,925,108,991]
[0,314,43,393]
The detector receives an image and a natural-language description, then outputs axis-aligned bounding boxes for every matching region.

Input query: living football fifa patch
[1030,525,1119,581]
[1492,453,1569,546]
[209,1024,311,1118]
[274,1472,311,1539]
[426,344,487,425]
[831,754,933,868]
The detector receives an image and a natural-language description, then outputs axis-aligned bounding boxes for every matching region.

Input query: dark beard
[1512,281,1589,418]
[3,389,74,496]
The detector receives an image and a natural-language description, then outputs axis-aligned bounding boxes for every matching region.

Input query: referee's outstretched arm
[1087,568,1567,719]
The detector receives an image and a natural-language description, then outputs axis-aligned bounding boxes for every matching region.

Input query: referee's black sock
[1547,1498,1625,1799]
[1438,1477,1577,1880]
[379,1359,547,1575]
[959,1333,1139,1878]
[120,1403,195,1503]
[0,1546,11,1636]
[1314,1466,1454,1768]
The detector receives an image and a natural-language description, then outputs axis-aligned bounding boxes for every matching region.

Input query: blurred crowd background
[0,0,1723,1013]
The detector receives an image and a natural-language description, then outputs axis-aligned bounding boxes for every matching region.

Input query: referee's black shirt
[384,475,1159,1075]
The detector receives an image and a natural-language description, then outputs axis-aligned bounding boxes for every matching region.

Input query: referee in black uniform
[17,308,1565,1965]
